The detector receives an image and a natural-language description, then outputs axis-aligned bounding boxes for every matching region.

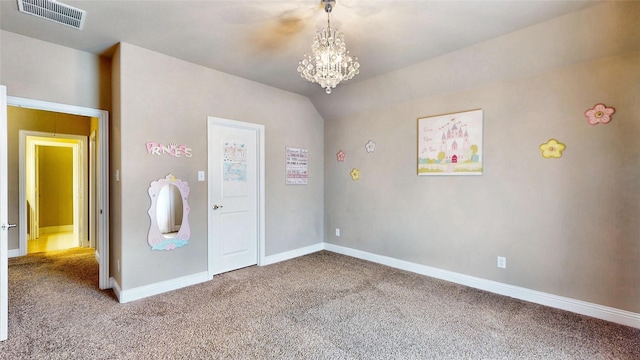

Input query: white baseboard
[110,243,324,304]
[109,277,122,299]
[103,242,640,329]
[262,242,324,266]
[324,243,640,329]
[113,271,209,304]
[7,249,21,258]
[95,250,100,263]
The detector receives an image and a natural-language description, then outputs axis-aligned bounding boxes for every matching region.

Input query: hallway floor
[28,231,78,253]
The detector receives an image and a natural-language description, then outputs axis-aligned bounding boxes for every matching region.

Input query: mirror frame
[147,174,190,250]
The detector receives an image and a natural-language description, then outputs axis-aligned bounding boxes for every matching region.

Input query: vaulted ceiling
[1,0,601,98]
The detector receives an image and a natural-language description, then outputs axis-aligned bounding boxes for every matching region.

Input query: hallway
[27,231,77,253]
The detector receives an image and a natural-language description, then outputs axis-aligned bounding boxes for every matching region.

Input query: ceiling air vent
[17,0,86,30]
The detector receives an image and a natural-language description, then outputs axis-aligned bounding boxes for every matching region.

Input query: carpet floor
[1,248,639,359]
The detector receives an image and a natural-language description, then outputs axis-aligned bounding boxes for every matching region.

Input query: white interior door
[1,85,10,341]
[208,117,264,276]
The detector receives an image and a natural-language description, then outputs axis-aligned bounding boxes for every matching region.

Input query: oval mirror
[148,174,190,250]
[155,184,183,238]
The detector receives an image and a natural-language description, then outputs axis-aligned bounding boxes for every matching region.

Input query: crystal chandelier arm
[297,0,359,94]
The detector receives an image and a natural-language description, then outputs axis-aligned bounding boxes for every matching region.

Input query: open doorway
[7,97,110,290]
[20,133,88,254]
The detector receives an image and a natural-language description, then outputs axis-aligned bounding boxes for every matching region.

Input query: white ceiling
[0,0,601,98]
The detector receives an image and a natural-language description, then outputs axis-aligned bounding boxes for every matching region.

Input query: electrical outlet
[335,228,340,237]
[497,256,506,269]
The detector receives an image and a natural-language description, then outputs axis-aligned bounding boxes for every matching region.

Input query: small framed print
[285,147,308,185]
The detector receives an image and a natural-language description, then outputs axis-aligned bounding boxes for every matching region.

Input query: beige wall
[0,31,111,111]
[114,43,324,290]
[110,45,122,286]
[323,2,640,313]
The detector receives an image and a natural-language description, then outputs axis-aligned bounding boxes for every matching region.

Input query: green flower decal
[539,139,566,159]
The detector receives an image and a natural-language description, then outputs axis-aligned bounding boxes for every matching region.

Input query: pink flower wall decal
[336,150,346,162]
[585,103,615,125]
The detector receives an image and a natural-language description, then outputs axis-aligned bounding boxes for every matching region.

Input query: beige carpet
[1,248,638,359]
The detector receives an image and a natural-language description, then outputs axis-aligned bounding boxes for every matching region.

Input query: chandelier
[297,0,359,94]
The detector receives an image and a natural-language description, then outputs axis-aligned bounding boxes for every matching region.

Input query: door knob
[213,205,223,210]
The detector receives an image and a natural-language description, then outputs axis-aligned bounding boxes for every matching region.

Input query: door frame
[19,132,88,252]
[7,96,110,290]
[1,86,9,341]
[207,116,265,279]
[89,131,97,249]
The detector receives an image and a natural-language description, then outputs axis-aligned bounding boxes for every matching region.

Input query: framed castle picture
[417,109,483,176]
